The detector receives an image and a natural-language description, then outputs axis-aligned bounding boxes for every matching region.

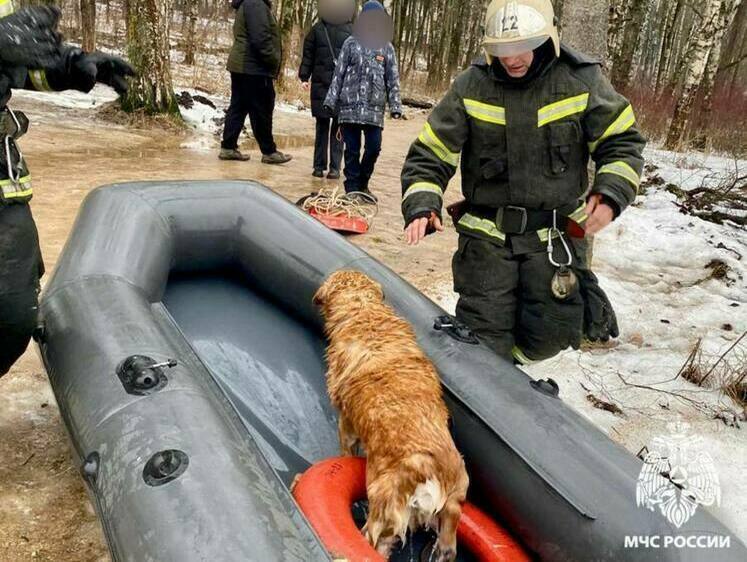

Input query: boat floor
[164,272,479,562]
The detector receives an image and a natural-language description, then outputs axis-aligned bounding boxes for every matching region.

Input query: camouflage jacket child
[324,35,403,128]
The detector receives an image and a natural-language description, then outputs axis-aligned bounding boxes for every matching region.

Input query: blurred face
[498,51,534,77]
[318,0,356,25]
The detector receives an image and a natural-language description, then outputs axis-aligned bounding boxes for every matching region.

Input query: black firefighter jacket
[401,44,646,246]
[227,0,282,78]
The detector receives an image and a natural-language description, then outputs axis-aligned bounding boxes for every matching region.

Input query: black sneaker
[262,151,293,165]
[219,148,250,161]
[312,169,325,178]
[327,170,340,180]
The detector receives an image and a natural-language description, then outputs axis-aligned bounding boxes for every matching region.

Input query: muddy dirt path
[0,97,461,561]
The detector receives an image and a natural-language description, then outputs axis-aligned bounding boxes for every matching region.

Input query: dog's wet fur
[314,270,469,561]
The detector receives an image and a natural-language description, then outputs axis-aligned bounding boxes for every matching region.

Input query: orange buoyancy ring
[292,456,531,562]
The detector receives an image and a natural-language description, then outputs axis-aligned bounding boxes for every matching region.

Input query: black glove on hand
[72,51,135,95]
[578,270,620,342]
[0,6,62,69]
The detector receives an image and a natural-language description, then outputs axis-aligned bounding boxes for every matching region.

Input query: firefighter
[401,0,646,364]
[0,3,134,377]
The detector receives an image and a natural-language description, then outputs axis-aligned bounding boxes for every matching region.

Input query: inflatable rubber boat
[37,181,745,562]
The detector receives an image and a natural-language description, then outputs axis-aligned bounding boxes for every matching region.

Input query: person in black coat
[298,11,352,179]
[220,0,292,164]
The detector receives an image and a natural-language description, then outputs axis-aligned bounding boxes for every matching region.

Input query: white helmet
[483,0,559,61]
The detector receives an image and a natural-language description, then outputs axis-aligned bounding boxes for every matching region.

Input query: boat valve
[143,450,189,487]
[116,355,174,396]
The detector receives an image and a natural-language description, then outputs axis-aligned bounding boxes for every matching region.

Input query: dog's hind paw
[433,545,457,562]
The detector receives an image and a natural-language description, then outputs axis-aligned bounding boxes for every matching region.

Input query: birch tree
[665,0,722,149]
[610,0,649,88]
[698,0,743,125]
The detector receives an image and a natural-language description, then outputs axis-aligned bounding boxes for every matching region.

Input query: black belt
[470,203,580,235]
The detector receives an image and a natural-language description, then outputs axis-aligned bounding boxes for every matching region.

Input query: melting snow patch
[11,83,118,109]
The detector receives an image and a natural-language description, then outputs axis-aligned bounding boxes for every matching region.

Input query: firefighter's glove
[578,270,619,342]
[0,6,63,69]
[72,51,135,95]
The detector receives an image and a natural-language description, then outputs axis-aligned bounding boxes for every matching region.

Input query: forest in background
[13,0,747,154]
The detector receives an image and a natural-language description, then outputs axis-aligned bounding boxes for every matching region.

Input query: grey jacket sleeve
[385,44,402,116]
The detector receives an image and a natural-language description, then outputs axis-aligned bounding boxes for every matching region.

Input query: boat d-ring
[292,456,530,561]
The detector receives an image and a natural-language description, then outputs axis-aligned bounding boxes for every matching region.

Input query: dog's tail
[365,452,450,547]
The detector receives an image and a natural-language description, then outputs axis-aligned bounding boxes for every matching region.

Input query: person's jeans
[221,73,277,155]
[314,118,343,173]
[340,124,382,193]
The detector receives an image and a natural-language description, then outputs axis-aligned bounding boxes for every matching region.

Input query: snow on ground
[13,80,313,150]
[432,147,747,541]
[647,147,744,192]
[11,84,118,110]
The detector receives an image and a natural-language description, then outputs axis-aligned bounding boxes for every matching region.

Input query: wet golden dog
[313,270,469,561]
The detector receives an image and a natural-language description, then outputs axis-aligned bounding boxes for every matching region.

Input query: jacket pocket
[546,121,580,176]
[469,153,509,207]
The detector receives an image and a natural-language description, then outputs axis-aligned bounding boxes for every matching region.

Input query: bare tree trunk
[665,0,723,150]
[694,0,743,144]
[655,0,684,96]
[607,0,629,64]
[80,0,96,52]
[122,0,180,116]
[183,0,198,65]
[610,0,650,88]
[277,0,295,90]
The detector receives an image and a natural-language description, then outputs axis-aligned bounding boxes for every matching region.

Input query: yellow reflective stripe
[537,93,589,127]
[568,204,588,224]
[28,69,53,92]
[598,161,640,191]
[512,346,535,365]
[458,213,506,241]
[418,123,459,167]
[403,181,443,201]
[0,0,15,18]
[0,174,33,198]
[463,98,506,125]
[588,105,635,153]
[537,228,565,242]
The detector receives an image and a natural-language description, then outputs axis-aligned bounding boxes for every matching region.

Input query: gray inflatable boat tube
[37,181,745,562]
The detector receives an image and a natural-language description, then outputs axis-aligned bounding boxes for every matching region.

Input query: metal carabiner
[3,108,24,185]
[546,209,573,267]
[4,134,20,184]
[7,107,21,137]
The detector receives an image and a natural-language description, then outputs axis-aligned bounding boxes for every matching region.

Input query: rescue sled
[37,181,746,562]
